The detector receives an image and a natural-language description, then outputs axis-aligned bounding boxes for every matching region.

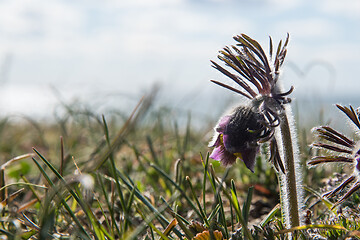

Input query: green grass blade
[31,157,54,186]
[230,179,239,222]
[150,164,203,220]
[242,186,254,224]
[146,135,160,166]
[125,187,136,230]
[215,185,228,238]
[181,112,191,159]
[260,203,280,227]
[20,175,43,204]
[202,152,210,216]
[33,148,91,210]
[185,176,210,227]
[117,173,166,226]
[136,207,171,240]
[207,204,221,223]
[111,170,184,238]
[32,156,92,239]
[101,115,128,225]
[303,185,334,211]
[223,181,253,240]
[175,214,194,239]
[97,173,121,237]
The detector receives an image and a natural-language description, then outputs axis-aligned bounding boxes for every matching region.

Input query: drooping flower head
[309,105,360,206]
[209,34,293,172]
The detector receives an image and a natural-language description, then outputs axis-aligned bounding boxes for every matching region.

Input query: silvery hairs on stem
[209,33,292,173]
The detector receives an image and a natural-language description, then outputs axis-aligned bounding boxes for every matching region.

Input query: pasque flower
[209,34,292,172]
[309,104,360,206]
[209,105,266,171]
[210,34,303,229]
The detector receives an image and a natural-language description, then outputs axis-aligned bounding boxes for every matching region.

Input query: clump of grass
[1,35,360,240]
[0,87,286,239]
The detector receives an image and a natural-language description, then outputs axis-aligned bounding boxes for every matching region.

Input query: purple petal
[216,115,231,133]
[239,147,259,173]
[209,133,221,148]
[356,156,360,172]
[222,134,233,151]
[210,144,237,166]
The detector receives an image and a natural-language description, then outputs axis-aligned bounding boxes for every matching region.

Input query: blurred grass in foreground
[0,89,359,239]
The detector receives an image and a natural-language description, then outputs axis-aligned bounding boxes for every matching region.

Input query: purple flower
[209,34,291,172]
[309,105,360,206]
[209,106,265,172]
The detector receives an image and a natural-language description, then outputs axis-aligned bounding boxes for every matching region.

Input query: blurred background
[0,0,359,127]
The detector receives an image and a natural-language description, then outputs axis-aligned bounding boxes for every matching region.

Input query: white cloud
[275,18,336,39]
[115,7,254,57]
[0,0,84,57]
[0,0,83,36]
[0,0,255,60]
[266,0,302,11]
[319,0,360,18]
[107,0,184,7]
[0,0,358,118]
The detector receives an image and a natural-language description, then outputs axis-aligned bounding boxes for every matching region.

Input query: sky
[0,0,359,120]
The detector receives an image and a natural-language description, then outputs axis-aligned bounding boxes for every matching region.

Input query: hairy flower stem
[276,105,302,229]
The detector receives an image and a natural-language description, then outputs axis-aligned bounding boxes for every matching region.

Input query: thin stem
[276,104,302,229]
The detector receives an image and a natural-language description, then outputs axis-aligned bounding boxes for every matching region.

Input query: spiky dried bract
[269,138,285,173]
[209,34,292,172]
[211,33,290,102]
[310,104,360,206]
[337,104,360,129]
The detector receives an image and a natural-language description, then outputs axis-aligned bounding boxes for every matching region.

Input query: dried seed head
[310,104,360,207]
